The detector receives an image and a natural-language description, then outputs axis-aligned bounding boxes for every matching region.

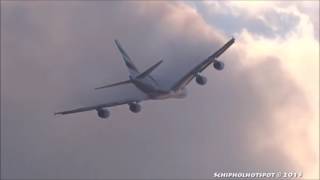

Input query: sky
[1,1,319,179]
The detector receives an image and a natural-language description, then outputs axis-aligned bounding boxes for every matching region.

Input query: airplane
[55,37,235,118]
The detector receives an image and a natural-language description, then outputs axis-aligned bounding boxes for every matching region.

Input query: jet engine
[129,103,141,113]
[96,108,110,119]
[195,74,207,85]
[213,61,224,70]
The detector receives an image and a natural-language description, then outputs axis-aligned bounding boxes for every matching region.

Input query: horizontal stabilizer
[136,60,163,79]
[95,79,131,90]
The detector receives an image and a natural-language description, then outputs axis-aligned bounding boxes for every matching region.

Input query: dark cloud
[1,1,310,179]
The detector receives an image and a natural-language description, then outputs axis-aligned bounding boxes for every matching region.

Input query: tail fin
[114,39,139,77]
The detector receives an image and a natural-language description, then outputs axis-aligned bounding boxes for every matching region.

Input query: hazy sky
[1,1,319,179]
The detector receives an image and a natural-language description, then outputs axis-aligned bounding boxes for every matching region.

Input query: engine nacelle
[96,108,110,119]
[129,103,141,113]
[195,75,207,85]
[213,61,224,70]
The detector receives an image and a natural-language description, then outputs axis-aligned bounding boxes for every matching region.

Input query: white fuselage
[130,76,187,100]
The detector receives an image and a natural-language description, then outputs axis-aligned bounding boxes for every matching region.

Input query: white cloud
[2,1,319,179]
[194,1,319,178]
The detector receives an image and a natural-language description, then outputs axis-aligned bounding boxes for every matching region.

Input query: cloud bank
[1,1,318,179]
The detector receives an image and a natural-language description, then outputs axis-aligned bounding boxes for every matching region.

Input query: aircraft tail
[95,79,131,90]
[136,60,163,79]
[114,39,139,77]
[95,60,163,90]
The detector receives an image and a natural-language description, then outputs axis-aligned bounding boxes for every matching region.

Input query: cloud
[1,1,318,179]
[194,1,319,178]
[191,1,319,40]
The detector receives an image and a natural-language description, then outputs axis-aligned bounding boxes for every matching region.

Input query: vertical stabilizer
[114,39,139,77]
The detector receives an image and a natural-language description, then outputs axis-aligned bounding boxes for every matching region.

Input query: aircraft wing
[55,96,148,115]
[170,37,235,90]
